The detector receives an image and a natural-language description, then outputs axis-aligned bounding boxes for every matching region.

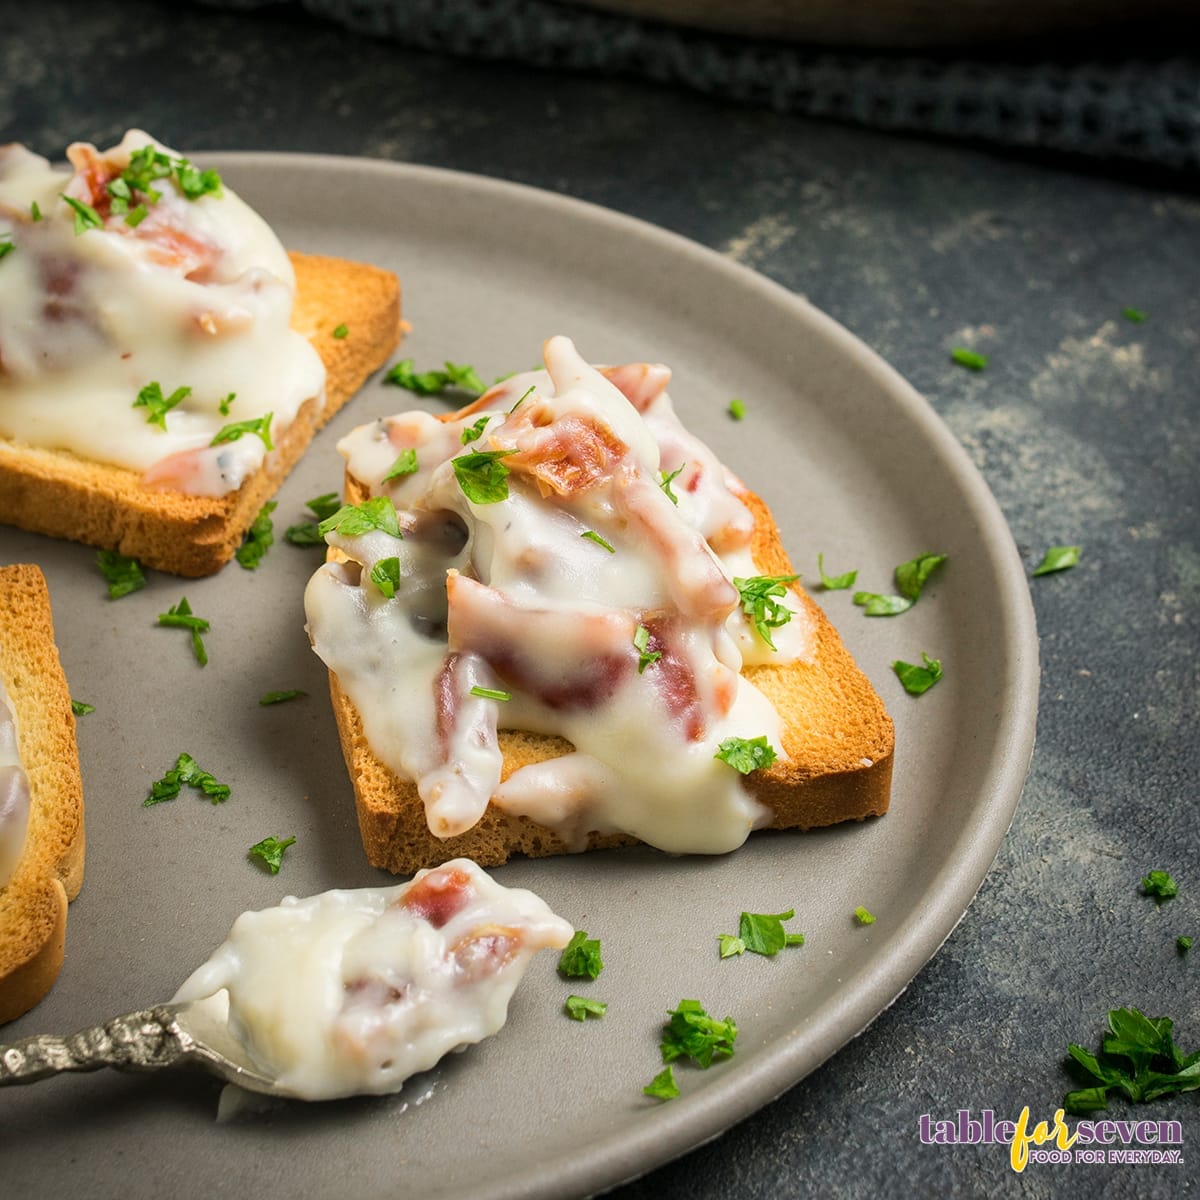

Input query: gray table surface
[3,3,1198,1198]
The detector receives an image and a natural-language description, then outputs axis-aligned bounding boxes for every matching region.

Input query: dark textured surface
[2,3,1198,1197]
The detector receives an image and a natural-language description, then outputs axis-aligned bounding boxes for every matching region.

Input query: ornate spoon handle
[0,1005,187,1084]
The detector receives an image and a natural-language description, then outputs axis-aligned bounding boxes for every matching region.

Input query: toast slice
[0,564,85,1024]
[327,475,894,877]
[0,252,401,577]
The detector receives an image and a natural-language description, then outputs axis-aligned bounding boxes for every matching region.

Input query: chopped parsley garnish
[714,735,777,774]
[1063,1006,1200,1115]
[1142,870,1178,903]
[0,238,14,260]
[1033,545,1082,576]
[565,995,608,1021]
[950,347,988,371]
[460,416,490,445]
[157,596,210,666]
[285,492,341,546]
[660,1000,737,1068]
[61,194,103,234]
[817,553,857,591]
[259,689,306,706]
[453,449,516,505]
[853,591,912,616]
[728,398,746,421]
[211,412,273,451]
[633,624,661,673]
[30,201,41,221]
[643,1065,679,1100]
[854,552,946,616]
[318,496,402,539]
[114,145,222,204]
[469,685,512,702]
[892,652,943,695]
[1122,307,1147,323]
[1178,936,1193,954]
[659,465,684,506]
[96,549,146,599]
[718,934,746,958]
[249,835,296,875]
[125,203,148,228]
[369,556,402,598]
[133,381,190,430]
[381,449,419,483]
[509,384,535,414]
[733,574,800,649]
[235,501,276,570]
[854,906,876,926]
[219,392,235,416]
[144,752,229,807]
[384,358,486,397]
[580,530,615,553]
[332,323,349,339]
[731,909,805,956]
[558,930,603,980]
[70,699,95,716]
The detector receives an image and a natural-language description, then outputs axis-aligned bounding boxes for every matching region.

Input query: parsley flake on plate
[453,449,516,505]
[643,1066,679,1101]
[96,549,146,599]
[714,735,777,775]
[211,412,273,451]
[1178,936,1193,955]
[1122,307,1147,323]
[718,934,746,958]
[286,492,341,546]
[1142,870,1178,903]
[133,381,190,430]
[219,392,235,416]
[249,835,296,875]
[381,449,419,483]
[157,596,210,666]
[384,358,486,397]
[318,496,402,539]
[70,699,95,716]
[852,591,912,616]
[660,1000,737,1068]
[733,574,800,650]
[144,752,230,807]
[728,398,747,421]
[854,552,946,617]
[0,238,14,261]
[950,347,988,371]
[259,690,306,706]
[892,652,943,696]
[1063,1006,1200,1115]
[1033,545,1082,576]
[817,553,857,590]
[854,906,876,926]
[558,930,603,980]
[236,501,276,570]
[565,995,607,1021]
[734,909,805,956]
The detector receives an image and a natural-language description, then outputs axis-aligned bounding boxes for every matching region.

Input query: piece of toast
[0,564,85,1024]
[0,253,401,577]
[327,473,894,876]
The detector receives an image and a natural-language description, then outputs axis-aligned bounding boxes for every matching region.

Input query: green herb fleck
[0,238,14,261]
[817,553,857,590]
[249,835,296,875]
[895,552,947,601]
[332,323,349,339]
[580,530,615,553]
[460,416,490,445]
[61,194,103,234]
[30,201,42,221]
[211,412,273,451]
[714,736,777,775]
[718,934,746,958]
[892,652,943,696]
[660,1000,737,1068]
[286,492,341,546]
[565,995,608,1021]
[235,501,276,570]
[1033,545,1082,576]
[950,347,988,371]
[157,596,210,666]
[384,358,486,397]
[733,574,800,649]
[737,909,805,956]
[854,906,876,926]
[1063,1006,1200,1115]
[558,930,603,980]
[370,556,402,599]
[96,549,146,599]
[115,145,222,204]
[659,465,684,506]
[453,449,516,505]
[381,449,419,483]
[259,690,306,706]
[70,699,95,716]
[144,752,229,807]
[509,384,535,414]
[728,398,746,421]
[219,392,235,416]
[1122,307,1147,324]
[1142,870,1178,904]
[643,1065,679,1100]
[469,685,512,702]
[125,203,148,228]
[1178,936,1193,955]
[853,591,912,616]
[133,381,190,430]
[318,496,402,539]
[633,624,661,673]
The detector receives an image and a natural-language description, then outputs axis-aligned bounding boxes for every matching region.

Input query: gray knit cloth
[201,0,1200,172]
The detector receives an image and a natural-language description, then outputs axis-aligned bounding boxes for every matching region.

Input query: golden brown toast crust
[0,252,401,577]
[0,564,85,1025]
[327,474,894,876]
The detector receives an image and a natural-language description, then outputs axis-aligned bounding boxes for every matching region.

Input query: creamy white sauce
[305,336,814,855]
[172,858,572,1101]
[0,131,324,496]
[0,669,31,888]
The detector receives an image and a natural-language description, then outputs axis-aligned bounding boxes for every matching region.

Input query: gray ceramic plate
[0,155,1038,1199]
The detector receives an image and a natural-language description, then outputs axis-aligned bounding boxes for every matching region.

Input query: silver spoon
[0,994,299,1098]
